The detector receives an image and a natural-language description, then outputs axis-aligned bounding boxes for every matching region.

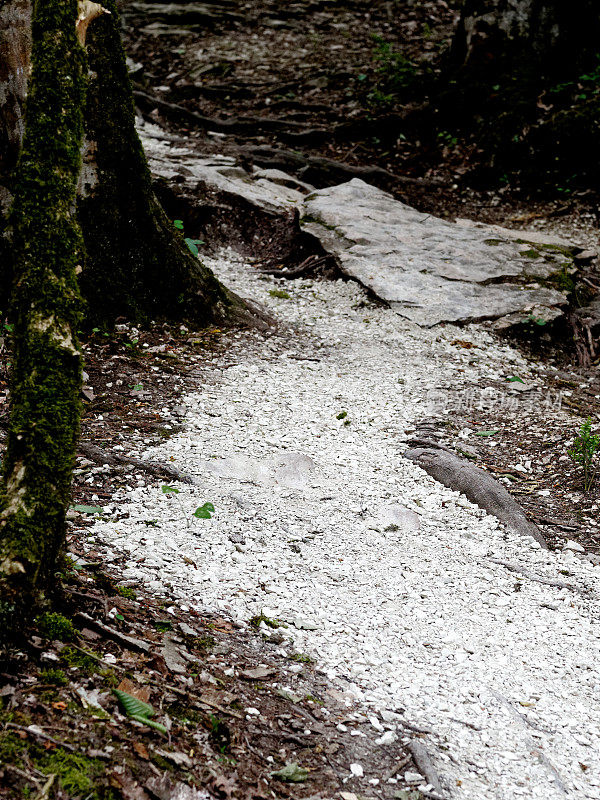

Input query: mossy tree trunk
[0,0,257,328]
[0,0,87,628]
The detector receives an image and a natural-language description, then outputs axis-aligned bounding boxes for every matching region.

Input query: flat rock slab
[141,127,578,327]
[196,452,317,489]
[302,179,576,327]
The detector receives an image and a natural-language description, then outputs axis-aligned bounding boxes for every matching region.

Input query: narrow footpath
[87,252,600,800]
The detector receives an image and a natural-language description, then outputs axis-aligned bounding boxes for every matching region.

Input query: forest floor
[1,1,600,799]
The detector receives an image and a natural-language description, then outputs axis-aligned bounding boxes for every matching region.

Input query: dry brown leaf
[117,677,151,703]
[133,741,150,760]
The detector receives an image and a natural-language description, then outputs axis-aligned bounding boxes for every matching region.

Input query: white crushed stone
[86,251,600,800]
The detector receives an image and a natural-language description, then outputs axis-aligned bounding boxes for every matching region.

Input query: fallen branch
[488,558,578,593]
[259,254,336,278]
[78,441,195,485]
[74,611,152,653]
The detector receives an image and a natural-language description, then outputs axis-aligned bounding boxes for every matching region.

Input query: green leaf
[185,238,199,257]
[184,238,203,256]
[270,762,308,783]
[114,689,155,719]
[193,502,215,519]
[130,714,167,734]
[506,376,524,383]
[475,430,500,437]
[173,219,184,230]
[71,504,104,514]
[161,485,179,494]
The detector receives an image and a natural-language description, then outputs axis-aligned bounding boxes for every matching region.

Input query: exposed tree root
[78,441,195,485]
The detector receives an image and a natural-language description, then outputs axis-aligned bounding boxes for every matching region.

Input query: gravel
[86,251,600,800]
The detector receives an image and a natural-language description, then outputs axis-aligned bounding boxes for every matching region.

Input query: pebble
[563,540,585,553]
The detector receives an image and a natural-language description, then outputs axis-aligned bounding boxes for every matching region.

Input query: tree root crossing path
[87,247,600,798]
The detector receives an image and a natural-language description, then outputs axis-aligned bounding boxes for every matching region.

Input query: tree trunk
[0,0,32,306]
[0,0,258,327]
[77,0,251,327]
[450,0,600,83]
[442,0,600,188]
[0,0,87,629]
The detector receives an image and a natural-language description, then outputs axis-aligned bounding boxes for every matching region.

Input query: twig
[5,723,78,753]
[35,773,56,800]
[407,740,445,798]
[383,752,412,780]
[3,763,41,785]
[74,612,151,653]
[488,558,577,592]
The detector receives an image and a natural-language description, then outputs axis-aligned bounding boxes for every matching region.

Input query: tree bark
[0,0,259,328]
[0,0,32,305]
[77,0,251,327]
[0,0,87,629]
[442,0,600,188]
[450,0,600,82]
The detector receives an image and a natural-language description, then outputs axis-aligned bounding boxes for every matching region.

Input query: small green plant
[36,612,75,642]
[116,585,136,599]
[40,668,68,686]
[193,502,215,519]
[152,619,172,632]
[172,219,204,256]
[208,713,231,753]
[60,646,99,675]
[289,652,313,663]
[371,34,417,92]
[437,130,458,148]
[526,314,547,326]
[250,611,286,630]
[268,288,291,299]
[568,417,599,492]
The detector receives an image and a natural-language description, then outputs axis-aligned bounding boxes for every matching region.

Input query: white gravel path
[87,252,600,800]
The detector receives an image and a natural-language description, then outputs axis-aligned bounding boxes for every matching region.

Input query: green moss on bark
[0,0,86,629]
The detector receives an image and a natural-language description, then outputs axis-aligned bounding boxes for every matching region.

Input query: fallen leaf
[133,741,150,760]
[117,679,152,703]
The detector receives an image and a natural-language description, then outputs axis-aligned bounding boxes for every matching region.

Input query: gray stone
[377,504,421,533]
[196,452,316,489]
[302,180,574,327]
[563,539,585,553]
[141,130,578,328]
